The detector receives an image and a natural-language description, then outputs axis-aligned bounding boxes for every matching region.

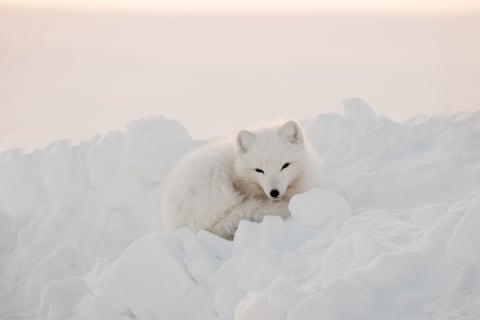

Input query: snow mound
[289,188,351,227]
[1,100,480,319]
[77,200,480,320]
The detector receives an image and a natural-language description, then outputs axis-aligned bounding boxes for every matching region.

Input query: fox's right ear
[236,130,255,153]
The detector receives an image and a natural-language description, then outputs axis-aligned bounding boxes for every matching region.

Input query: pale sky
[1,2,480,152]
[2,0,480,12]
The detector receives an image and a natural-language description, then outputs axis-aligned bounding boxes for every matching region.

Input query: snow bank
[1,100,480,319]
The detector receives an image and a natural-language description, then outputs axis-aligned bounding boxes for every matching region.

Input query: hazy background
[1,0,479,151]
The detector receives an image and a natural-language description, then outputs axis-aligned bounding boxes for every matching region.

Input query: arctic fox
[161,120,321,239]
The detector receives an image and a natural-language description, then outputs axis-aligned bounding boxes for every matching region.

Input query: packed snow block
[76,262,132,320]
[177,228,222,282]
[196,229,232,262]
[409,203,450,226]
[289,189,351,228]
[106,117,195,211]
[365,252,427,288]
[0,210,13,250]
[29,243,84,290]
[40,141,78,207]
[303,113,340,154]
[258,215,285,249]
[236,278,303,320]
[37,276,88,320]
[233,220,263,254]
[121,117,193,181]
[288,280,374,320]
[0,149,31,216]
[447,197,480,266]
[85,131,125,195]
[233,216,314,256]
[343,98,377,123]
[267,279,303,314]
[236,248,279,291]
[109,233,194,319]
[0,148,45,218]
[214,283,245,319]
[165,283,216,320]
[235,291,284,320]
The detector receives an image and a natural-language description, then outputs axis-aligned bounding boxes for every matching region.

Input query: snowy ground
[1,99,480,320]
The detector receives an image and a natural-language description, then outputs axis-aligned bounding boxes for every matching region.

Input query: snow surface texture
[1,99,480,320]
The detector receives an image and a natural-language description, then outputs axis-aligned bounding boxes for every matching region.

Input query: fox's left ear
[280,120,303,144]
[236,130,256,153]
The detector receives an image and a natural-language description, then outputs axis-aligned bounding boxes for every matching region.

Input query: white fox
[161,120,321,239]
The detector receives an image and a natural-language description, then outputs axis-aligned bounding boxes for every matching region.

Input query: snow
[1,100,480,320]
[289,189,351,228]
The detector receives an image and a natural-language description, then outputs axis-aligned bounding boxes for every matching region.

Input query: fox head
[233,120,307,200]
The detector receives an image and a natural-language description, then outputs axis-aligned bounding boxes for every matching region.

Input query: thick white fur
[161,120,321,239]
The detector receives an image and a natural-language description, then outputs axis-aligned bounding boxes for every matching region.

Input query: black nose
[270,189,280,198]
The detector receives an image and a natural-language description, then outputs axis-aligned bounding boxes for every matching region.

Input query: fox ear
[280,120,303,144]
[236,130,256,153]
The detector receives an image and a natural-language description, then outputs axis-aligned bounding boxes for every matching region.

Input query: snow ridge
[1,100,480,319]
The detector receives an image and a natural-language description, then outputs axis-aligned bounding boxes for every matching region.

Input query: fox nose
[270,189,280,198]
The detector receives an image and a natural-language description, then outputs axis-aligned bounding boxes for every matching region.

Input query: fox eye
[254,168,264,174]
[281,162,290,170]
